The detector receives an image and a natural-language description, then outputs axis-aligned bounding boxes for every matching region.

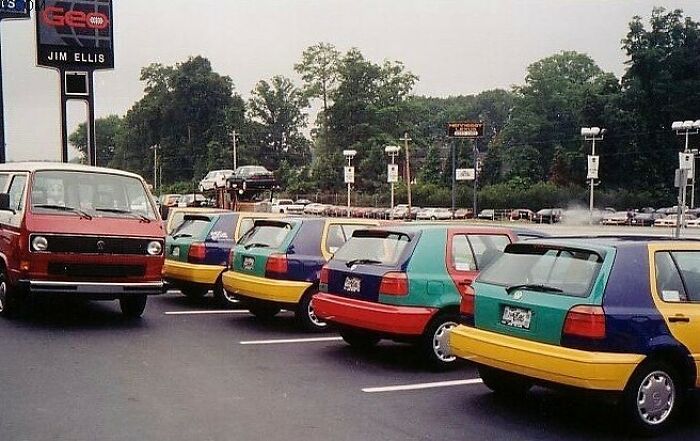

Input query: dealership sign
[387,164,399,183]
[456,168,476,181]
[36,0,114,70]
[448,122,484,139]
[0,0,30,19]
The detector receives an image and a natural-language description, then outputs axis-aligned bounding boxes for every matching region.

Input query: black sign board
[36,0,114,70]
[0,0,30,19]
[448,122,484,139]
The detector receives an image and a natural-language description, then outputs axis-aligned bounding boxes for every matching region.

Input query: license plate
[243,257,255,271]
[501,306,532,330]
[344,277,361,293]
[171,247,180,257]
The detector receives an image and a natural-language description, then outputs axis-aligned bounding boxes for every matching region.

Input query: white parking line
[164,310,250,316]
[240,337,343,345]
[362,378,483,393]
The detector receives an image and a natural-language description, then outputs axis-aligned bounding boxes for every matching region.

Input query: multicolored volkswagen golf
[313,225,516,369]
[450,237,700,435]
[222,218,379,330]
[163,212,278,305]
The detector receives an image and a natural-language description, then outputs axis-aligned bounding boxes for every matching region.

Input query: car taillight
[379,272,408,296]
[319,266,330,292]
[563,305,606,340]
[188,243,206,264]
[458,282,475,318]
[265,254,288,278]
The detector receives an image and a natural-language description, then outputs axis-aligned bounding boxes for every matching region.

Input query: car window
[238,218,256,238]
[0,173,9,192]
[172,218,212,239]
[452,235,477,271]
[239,224,293,250]
[8,175,27,211]
[655,252,688,302]
[326,225,346,254]
[333,232,411,266]
[667,251,700,302]
[468,235,511,270]
[208,215,237,241]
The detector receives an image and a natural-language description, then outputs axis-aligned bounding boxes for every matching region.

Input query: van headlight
[147,241,163,256]
[32,236,48,252]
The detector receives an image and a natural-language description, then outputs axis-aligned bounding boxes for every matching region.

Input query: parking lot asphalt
[0,288,698,441]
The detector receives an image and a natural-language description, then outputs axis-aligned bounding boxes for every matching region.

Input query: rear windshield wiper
[506,284,563,294]
[34,204,93,220]
[172,233,193,240]
[346,259,383,268]
[94,208,151,223]
[244,243,270,250]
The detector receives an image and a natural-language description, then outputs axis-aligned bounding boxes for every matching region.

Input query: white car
[198,170,235,192]
[655,214,696,227]
[271,199,305,215]
[416,207,453,220]
[303,203,328,216]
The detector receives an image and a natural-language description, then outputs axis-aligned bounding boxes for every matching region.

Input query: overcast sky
[2,0,699,162]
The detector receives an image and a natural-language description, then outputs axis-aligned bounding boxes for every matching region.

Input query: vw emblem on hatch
[512,291,524,301]
[96,240,106,252]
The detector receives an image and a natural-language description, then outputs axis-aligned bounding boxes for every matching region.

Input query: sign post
[448,122,484,218]
[36,0,114,165]
[0,1,31,163]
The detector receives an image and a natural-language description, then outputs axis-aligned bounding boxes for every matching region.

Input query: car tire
[478,365,532,396]
[212,278,230,306]
[419,312,460,370]
[621,361,683,437]
[180,285,208,299]
[248,303,281,321]
[120,295,148,318]
[340,329,380,350]
[0,269,20,318]
[296,289,328,332]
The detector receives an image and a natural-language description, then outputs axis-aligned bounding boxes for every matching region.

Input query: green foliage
[294,42,340,118]
[68,114,122,165]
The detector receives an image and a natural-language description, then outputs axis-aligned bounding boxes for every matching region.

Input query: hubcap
[223,290,237,304]
[637,370,675,425]
[433,321,458,362]
[0,281,5,313]
[307,302,327,328]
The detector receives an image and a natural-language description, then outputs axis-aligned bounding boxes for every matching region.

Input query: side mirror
[0,193,10,211]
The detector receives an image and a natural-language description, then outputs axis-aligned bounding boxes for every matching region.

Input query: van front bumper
[19,280,164,299]
[449,325,645,391]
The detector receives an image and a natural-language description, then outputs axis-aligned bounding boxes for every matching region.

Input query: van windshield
[31,171,157,220]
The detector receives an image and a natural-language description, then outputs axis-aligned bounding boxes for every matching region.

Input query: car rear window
[333,231,411,266]
[207,215,237,241]
[172,217,212,239]
[452,234,512,271]
[239,223,293,250]
[478,245,604,297]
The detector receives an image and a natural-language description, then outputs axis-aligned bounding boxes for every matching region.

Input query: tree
[419,144,443,185]
[248,75,311,170]
[505,145,543,186]
[294,42,340,120]
[69,115,123,166]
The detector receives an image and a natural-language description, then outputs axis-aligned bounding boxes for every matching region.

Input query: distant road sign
[456,168,475,181]
[0,0,30,19]
[344,166,355,184]
[448,122,484,139]
[587,155,600,180]
[387,164,399,183]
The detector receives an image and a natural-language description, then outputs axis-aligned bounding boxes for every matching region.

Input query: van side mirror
[0,193,10,211]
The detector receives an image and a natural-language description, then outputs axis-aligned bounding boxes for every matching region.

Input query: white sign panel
[587,155,599,180]
[387,164,399,183]
[344,166,355,184]
[680,152,695,179]
[456,168,476,181]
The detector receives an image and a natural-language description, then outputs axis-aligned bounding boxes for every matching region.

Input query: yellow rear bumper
[163,259,224,286]
[449,326,645,391]
[221,270,311,304]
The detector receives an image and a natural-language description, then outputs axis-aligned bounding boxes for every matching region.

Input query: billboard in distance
[36,0,114,70]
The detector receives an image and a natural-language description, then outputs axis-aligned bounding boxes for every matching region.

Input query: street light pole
[581,127,606,224]
[385,145,400,220]
[401,133,413,220]
[150,145,159,193]
[232,130,238,170]
[672,120,700,209]
[343,150,357,218]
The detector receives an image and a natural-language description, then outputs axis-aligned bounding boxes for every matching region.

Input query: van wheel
[248,303,281,320]
[0,271,19,318]
[181,285,208,299]
[340,329,380,350]
[621,361,682,436]
[120,295,148,318]
[419,313,460,370]
[478,365,532,396]
[296,290,328,332]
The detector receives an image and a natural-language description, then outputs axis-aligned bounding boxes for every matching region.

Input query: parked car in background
[536,208,563,224]
[295,199,312,206]
[160,194,181,208]
[222,218,379,330]
[454,208,473,220]
[0,162,165,318]
[391,204,410,220]
[602,211,632,226]
[271,198,305,215]
[163,212,279,305]
[450,237,700,436]
[655,214,696,227]
[198,170,234,192]
[631,212,665,227]
[303,203,328,216]
[477,209,495,220]
[313,225,517,368]
[509,209,534,222]
[178,193,207,208]
[685,217,700,228]
[227,166,276,192]
[417,207,453,220]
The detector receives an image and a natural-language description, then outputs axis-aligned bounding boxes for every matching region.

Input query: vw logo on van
[96,240,106,253]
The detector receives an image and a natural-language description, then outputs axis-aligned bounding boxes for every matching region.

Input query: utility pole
[151,145,159,193]
[581,127,606,224]
[401,132,413,220]
[473,139,479,218]
[451,140,457,219]
[232,130,238,170]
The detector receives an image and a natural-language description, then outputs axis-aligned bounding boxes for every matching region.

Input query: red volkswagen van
[0,163,165,318]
